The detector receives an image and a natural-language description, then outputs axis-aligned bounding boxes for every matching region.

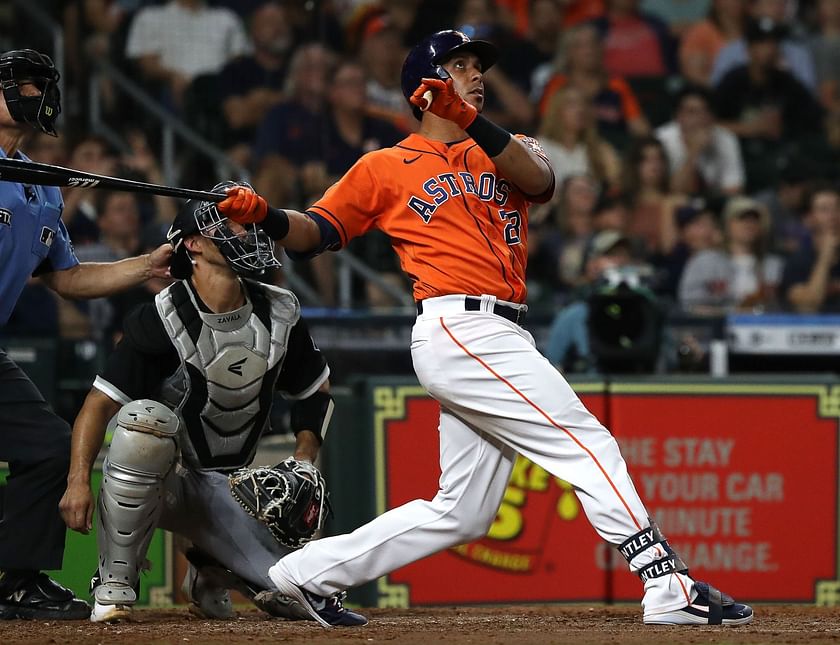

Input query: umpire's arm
[40,245,173,299]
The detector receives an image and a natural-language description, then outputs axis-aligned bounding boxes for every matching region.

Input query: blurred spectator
[357,18,413,131]
[71,190,144,340]
[711,0,817,92]
[676,204,731,313]
[538,85,622,192]
[622,137,683,258]
[453,0,534,130]
[561,0,606,27]
[536,23,651,145]
[118,129,178,227]
[641,0,711,38]
[257,57,403,306]
[780,183,840,312]
[655,84,745,196]
[714,18,824,143]
[544,231,639,371]
[125,0,250,109]
[808,0,840,114]
[722,195,784,310]
[680,0,747,87]
[25,132,68,166]
[61,134,118,245]
[105,225,173,346]
[496,0,564,99]
[752,155,813,255]
[590,0,676,78]
[529,174,599,297]
[252,43,337,206]
[218,1,294,168]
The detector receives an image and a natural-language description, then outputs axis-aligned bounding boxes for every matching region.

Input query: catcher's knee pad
[97,400,178,600]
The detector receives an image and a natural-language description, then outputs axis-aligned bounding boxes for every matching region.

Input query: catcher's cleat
[0,571,91,620]
[182,561,234,620]
[91,600,133,623]
[183,547,309,621]
[267,563,367,627]
[644,582,753,626]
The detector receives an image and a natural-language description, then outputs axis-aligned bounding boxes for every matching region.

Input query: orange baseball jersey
[308,132,553,303]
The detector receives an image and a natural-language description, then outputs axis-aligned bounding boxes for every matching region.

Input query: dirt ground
[1,604,839,645]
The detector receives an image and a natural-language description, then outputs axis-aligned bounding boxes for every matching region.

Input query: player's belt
[416,296,527,325]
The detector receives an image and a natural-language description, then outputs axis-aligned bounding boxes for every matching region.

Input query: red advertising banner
[372,381,840,606]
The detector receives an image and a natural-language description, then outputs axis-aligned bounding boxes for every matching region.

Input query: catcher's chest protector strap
[155,279,300,470]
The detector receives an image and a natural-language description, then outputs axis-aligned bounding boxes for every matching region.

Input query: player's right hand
[410,77,477,130]
[219,186,268,224]
[59,481,95,534]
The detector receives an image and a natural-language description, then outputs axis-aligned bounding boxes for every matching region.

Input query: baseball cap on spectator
[590,230,632,258]
[745,17,788,43]
[722,196,770,231]
[675,202,704,229]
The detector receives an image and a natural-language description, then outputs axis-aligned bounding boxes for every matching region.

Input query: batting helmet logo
[400,30,499,120]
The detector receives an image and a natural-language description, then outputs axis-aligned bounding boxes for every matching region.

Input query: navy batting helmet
[401,30,498,120]
[0,49,61,136]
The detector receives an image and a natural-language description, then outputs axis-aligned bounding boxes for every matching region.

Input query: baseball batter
[219,30,753,627]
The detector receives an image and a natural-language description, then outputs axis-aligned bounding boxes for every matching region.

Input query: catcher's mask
[167,181,281,279]
[0,49,61,136]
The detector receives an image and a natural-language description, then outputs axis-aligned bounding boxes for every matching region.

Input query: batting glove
[410,77,477,130]
[218,186,268,224]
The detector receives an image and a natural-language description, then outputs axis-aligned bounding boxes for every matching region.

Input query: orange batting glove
[218,186,268,224]
[410,77,477,130]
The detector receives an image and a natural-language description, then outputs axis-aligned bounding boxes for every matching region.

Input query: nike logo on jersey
[407,172,512,223]
[228,357,248,375]
[403,155,422,164]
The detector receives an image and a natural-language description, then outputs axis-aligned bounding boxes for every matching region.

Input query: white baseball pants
[273,295,693,616]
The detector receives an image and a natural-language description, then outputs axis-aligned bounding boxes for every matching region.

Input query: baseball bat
[0,158,226,202]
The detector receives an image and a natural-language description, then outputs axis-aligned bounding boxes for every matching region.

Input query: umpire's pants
[0,349,71,570]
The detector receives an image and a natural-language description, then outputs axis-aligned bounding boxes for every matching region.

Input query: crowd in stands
[3,0,840,368]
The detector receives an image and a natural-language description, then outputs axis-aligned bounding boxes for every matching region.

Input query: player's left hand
[219,186,268,224]
[410,77,477,130]
[147,243,173,279]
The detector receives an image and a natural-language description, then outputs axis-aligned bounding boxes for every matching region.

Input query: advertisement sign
[372,381,840,606]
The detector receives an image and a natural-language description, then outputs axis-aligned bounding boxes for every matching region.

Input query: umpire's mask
[0,49,61,136]
[167,182,281,279]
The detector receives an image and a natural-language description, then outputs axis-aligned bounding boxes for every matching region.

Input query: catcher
[58,186,366,626]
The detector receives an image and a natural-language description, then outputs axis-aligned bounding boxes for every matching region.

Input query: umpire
[0,49,171,620]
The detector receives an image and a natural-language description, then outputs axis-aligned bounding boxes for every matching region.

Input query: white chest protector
[155,279,299,471]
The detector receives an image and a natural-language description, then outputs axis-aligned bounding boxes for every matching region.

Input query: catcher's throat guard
[229,458,330,549]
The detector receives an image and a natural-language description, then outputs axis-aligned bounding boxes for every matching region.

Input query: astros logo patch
[0,208,10,227]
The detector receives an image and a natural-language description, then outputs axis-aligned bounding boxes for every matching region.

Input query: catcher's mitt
[229,457,330,549]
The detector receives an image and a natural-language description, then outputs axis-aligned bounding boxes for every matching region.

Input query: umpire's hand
[59,481,95,534]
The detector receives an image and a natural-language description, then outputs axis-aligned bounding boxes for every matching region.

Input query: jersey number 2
[499,209,521,245]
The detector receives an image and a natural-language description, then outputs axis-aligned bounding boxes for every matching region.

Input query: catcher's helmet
[400,29,498,120]
[167,182,281,279]
[0,49,61,136]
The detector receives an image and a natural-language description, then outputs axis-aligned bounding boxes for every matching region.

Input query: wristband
[465,115,512,158]
[260,207,290,240]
